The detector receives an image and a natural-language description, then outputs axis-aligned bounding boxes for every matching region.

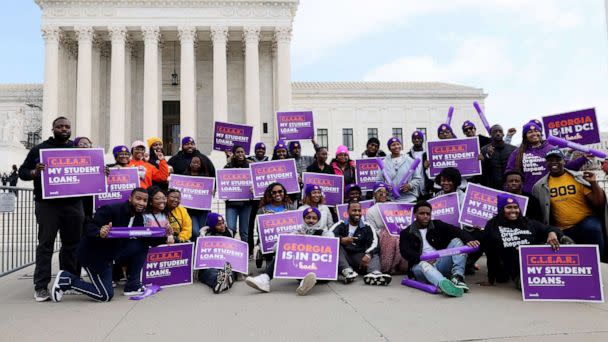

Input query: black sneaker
[224,262,234,289]
[213,270,227,294]
[34,289,50,302]
[124,286,146,296]
[451,274,469,293]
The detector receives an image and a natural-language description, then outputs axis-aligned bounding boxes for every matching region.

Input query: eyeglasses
[271,190,284,195]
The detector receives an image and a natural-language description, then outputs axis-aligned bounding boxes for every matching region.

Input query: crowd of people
[17,116,608,302]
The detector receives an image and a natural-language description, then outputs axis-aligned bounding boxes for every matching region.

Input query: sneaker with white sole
[363,271,392,286]
[340,267,358,284]
[123,286,146,296]
[51,270,72,302]
[438,279,464,297]
[34,289,50,302]
[245,274,271,293]
[296,272,317,296]
[451,274,469,293]
[224,262,234,289]
[213,270,227,294]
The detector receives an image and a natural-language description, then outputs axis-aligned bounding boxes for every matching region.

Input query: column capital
[41,25,62,43]
[274,26,292,43]
[178,26,198,43]
[210,26,229,45]
[74,26,95,43]
[243,26,261,44]
[141,26,160,44]
[108,26,128,43]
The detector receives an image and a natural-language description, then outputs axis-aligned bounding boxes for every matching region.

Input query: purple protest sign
[336,200,374,222]
[256,211,303,254]
[543,108,600,145]
[459,183,528,228]
[193,236,249,274]
[378,203,415,236]
[142,243,194,288]
[213,121,253,154]
[274,234,340,281]
[428,193,461,227]
[276,111,315,140]
[106,226,167,238]
[302,172,344,206]
[250,159,300,198]
[40,148,107,199]
[169,174,214,210]
[355,159,381,191]
[519,245,604,302]
[427,137,481,177]
[216,169,252,201]
[94,167,139,209]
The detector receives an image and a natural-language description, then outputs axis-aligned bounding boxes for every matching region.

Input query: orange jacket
[128,159,169,189]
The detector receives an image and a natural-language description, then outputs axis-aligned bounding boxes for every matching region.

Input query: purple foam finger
[547,135,607,158]
[446,106,454,126]
[401,278,440,294]
[396,158,422,190]
[377,158,400,198]
[473,101,492,135]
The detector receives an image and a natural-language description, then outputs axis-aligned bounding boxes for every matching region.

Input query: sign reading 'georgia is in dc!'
[274,234,340,281]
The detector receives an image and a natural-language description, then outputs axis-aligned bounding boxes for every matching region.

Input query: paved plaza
[0,255,607,342]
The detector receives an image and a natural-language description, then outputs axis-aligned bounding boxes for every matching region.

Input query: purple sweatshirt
[506,141,586,193]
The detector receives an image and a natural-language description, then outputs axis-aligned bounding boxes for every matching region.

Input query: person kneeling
[400,201,480,297]
[333,201,391,285]
[245,207,333,295]
[482,193,562,289]
[197,213,235,294]
[50,188,173,302]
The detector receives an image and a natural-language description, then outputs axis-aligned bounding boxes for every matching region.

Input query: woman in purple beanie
[506,122,587,193]
[299,184,334,229]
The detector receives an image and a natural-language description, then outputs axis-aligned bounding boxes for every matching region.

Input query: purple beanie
[345,183,362,194]
[288,141,301,151]
[302,207,321,220]
[274,139,287,152]
[522,122,541,136]
[411,130,425,142]
[437,124,457,138]
[373,182,389,193]
[462,120,476,131]
[497,193,519,212]
[254,142,266,151]
[387,137,402,149]
[304,184,322,196]
[527,119,543,132]
[206,212,223,229]
[181,136,195,145]
[112,145,130,157]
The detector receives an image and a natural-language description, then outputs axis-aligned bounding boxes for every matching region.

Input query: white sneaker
[123,286,146,296]
[340,267,358,284]
[51,270,70,302]
[364,271,392,286]
[245,274,271,293]
[296,272,317,296]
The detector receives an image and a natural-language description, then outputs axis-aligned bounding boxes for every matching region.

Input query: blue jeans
[189,210,209,241]
[225,203,252,243]
[411,238,466,286]
[564,216,605,259]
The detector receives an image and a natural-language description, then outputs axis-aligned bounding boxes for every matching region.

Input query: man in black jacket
[18,116,85,302]
[168,136,216,176]
[400,201,480,297]
[503,170,543,222]
[480,125,517,190]
[50,188,172,302]
[332,201,391,285]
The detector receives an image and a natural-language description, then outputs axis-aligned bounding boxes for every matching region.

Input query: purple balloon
[547,135,607,159]
[420,245,480,261]
[473,101,492,135]
[446,106,454,126]
[401,278,439,294]
[396,158,421,191]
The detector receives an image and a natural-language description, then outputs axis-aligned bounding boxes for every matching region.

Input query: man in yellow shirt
[532,149,606,260]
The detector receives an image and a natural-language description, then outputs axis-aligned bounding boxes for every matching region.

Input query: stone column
[75,26,94,138]
[211,26,228,123]
[142,26,161,139]
[178,26,198,140]
[108,26,128,149]
[41,25,62,133]
[275,26,292,111]
[243,26,261,144]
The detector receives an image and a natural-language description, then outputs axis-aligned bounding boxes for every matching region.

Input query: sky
[1,0,607,131]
